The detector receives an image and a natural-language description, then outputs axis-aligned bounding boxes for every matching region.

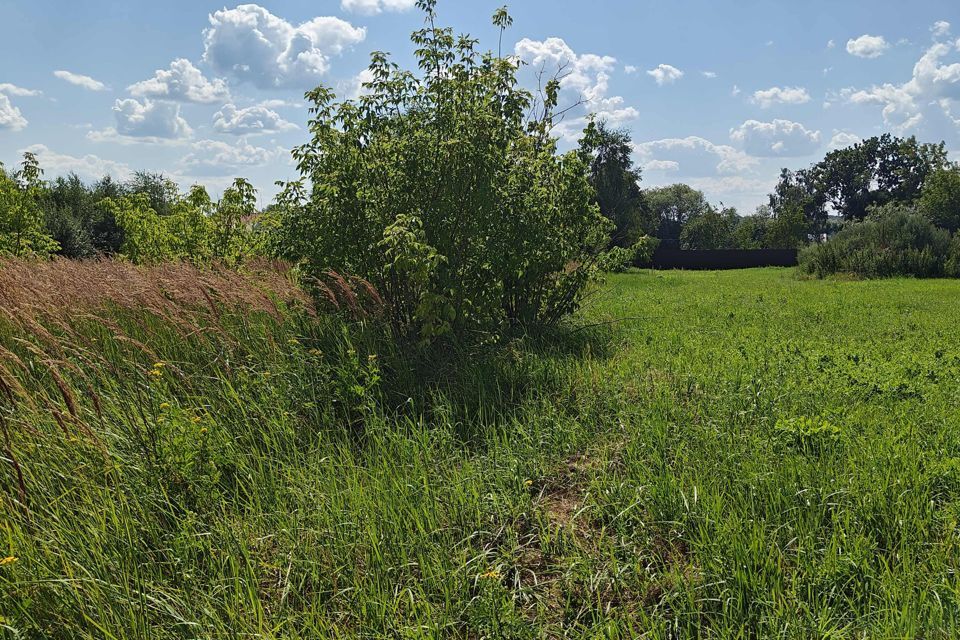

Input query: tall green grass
[3,265,960,637]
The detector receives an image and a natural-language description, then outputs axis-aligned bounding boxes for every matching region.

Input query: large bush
[269,2,609,342]
[799,210,954,278]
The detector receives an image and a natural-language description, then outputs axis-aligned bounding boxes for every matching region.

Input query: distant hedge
[799,211,960,278]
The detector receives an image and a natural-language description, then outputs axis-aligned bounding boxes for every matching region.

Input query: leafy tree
[43,174,95,258]
[102,194,177,264]
[918,166,960,233]
[771,135,948,229]
[269,1,608,341]
[578,119,648,247]
[170,185,215,262]
[729,207,771,249]
[768,168,825,236]
[126,172,181,218]
[0,153,59,258]
[766,204,807,249]
[644,184,712,245]
[680,207,736,250]
[211,178,256,264]
[87,175,127,254]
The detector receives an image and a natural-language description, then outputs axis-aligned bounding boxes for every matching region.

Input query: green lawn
[4,267,960,638]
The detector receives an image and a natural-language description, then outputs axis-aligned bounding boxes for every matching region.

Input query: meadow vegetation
[2,266,960,637]
[2,1,960,636]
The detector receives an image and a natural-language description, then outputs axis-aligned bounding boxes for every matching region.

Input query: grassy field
[3,264,960,638]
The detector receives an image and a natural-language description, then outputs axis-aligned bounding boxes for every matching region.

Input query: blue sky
[1,0,958,212]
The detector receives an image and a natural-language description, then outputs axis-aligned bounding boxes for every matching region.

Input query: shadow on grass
[376,321,616,446]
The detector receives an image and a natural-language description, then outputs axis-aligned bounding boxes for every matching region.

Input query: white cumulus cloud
[213,103,297,135]
[340,0,416,15]
[128,59,230,104]
[53,70,107,91]
[633,136,758,176]
[0,84,41,97]
[647,64,684,86]
[932,21,951,38]
[642,159,680,172]
[515,37,638,139]
[828,131,862,150]
[846,35,890,59]
[180,138,286,176]
[729,119,821,157]
[0,94,27,131]
[842,29,960,132]
[110,98,192,140]
[202,4,366,89]
[18,144,132,181]
[749,86,811,108]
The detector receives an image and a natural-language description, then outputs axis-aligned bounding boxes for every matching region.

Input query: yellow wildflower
[199,428,208,435]
[0,556,17,567]
[191,416,202,424]
[149,368,163,377]
[524,479,533,487]
[479,569,501,580]
[287,338,300,345]
[153,362,165,369]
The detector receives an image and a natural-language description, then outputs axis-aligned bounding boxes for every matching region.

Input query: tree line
[0,154,263,265]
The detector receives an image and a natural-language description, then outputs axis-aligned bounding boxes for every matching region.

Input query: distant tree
[680,206,736,250]
[43,173,95,258]
[126,172,180,218]
[918,166,960,233]
[766,204,807,249]
[729,206,771,249]
[88,175,127,254]
[771,134,948,231]
[645,184,713,245]
[768,168,825,236]
[211,178,256,264]
[0,153,59,258]
[578,120,648,247]
[102,194,176,264]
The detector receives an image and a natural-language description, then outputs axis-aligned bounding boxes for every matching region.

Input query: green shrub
[103,179,260,265]
[269,2,609,342]
[590,236,661,273]
[632,235,660,264]
[799,211,954,278]
[597,246,636,273]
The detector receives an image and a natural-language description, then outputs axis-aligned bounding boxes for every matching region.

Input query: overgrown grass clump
[3,263,960,637]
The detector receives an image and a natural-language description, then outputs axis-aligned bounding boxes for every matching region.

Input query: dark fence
[639,248,799,270]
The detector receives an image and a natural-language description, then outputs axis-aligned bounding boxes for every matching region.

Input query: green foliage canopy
[918,166,960,233]
[578,120,648,247]
[270,1,609,341]
[0,153,59,258]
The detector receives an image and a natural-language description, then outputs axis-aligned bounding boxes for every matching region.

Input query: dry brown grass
[0,257,314,324]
